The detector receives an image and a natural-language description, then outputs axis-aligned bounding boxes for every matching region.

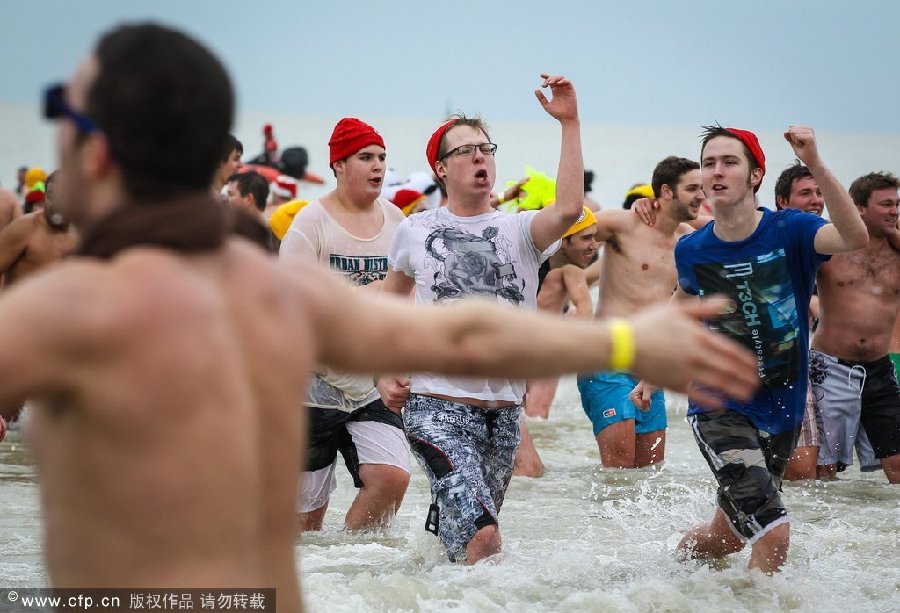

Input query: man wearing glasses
[379,74,585,564]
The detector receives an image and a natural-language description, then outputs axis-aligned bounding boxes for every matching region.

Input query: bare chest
[822,248,900,302]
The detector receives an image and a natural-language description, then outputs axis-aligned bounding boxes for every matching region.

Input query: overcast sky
[2,0,898,133]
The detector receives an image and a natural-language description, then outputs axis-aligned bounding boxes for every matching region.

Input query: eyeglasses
[439,142,498,160]
[43,83,101,135]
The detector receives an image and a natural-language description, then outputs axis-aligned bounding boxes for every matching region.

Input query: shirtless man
[811,171,900,483]
[579,156,704,468]
[524,206,599,420]
[0,172,78,285]
[0,23,761,599]
[771,163,877,479]
[280,117,411,532]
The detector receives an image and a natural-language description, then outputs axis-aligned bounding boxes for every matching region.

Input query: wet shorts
[577,371,667,437]
[809,349,900,468]
[796,385,821,448]
[892,353,900,380]
[689,411,798,543]
[299,399,410,513]
[403,394,520,562]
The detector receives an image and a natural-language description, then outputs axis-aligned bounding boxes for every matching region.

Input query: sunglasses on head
[43,83,101,135]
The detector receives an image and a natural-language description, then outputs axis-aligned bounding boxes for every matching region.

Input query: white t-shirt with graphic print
[389,206,558,403]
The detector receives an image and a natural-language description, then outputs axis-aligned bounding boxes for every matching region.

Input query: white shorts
[298,419,411,513]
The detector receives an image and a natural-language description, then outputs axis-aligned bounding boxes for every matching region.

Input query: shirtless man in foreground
[0,23,760,606]
[0,172,78,285]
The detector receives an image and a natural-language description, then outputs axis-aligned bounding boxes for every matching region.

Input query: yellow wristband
[496,194,506,205]
[607,318,635,372]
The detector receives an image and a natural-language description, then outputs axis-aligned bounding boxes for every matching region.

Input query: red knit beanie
[329,118,385,167]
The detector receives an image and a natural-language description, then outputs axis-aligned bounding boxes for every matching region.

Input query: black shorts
[689,411,799,542]
[854,354,900,459]
[306,399,403,487]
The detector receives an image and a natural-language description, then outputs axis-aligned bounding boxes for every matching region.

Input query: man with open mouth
[378,74,587,563]
[280,117,411,533]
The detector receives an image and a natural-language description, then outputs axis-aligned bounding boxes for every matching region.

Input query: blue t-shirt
[675,208,829,434]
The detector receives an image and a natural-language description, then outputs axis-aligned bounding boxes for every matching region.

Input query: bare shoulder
[596,208,632,228]
[676,222,697,238]
[1,257,130,352]
[594,208,632,240]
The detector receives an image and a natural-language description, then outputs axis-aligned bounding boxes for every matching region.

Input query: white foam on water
[284,380,900,612]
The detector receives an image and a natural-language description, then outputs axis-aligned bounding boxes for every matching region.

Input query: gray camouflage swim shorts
[403,394,521,562]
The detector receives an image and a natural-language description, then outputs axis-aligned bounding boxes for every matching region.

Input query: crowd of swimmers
[0,20,897,608]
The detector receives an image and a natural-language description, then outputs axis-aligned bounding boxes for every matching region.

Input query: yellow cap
[268,200,310,240]
[563,206,597,238]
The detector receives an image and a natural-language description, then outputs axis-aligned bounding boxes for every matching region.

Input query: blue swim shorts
[577,371,666,437]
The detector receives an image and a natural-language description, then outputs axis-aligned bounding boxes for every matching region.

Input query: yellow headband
[563,206,597,238]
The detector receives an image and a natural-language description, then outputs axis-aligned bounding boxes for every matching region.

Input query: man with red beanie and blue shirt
[636,125,867,572]
[280,117,410,532]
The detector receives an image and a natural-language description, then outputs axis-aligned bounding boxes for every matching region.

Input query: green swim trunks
[892,353,900,380]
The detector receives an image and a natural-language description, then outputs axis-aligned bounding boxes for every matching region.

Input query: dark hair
[85,23,234,202]
[848,171,900,207]
[773,161,813,209]
[222,134,243,163]
[651,156,699,198]
[622,193,641,210]
[699,124,760,173]
[229,171,269,212]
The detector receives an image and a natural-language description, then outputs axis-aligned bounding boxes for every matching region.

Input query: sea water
[2,386,898,612]
[4,102,900,212]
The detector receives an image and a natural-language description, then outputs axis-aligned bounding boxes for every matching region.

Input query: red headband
[329,118,385,167]
[426,119,458,177]
[725,127,766,192]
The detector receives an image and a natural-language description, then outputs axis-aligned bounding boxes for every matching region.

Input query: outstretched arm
[784,126,868,254]
[531,74,584,251]
[295,261,759,407]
